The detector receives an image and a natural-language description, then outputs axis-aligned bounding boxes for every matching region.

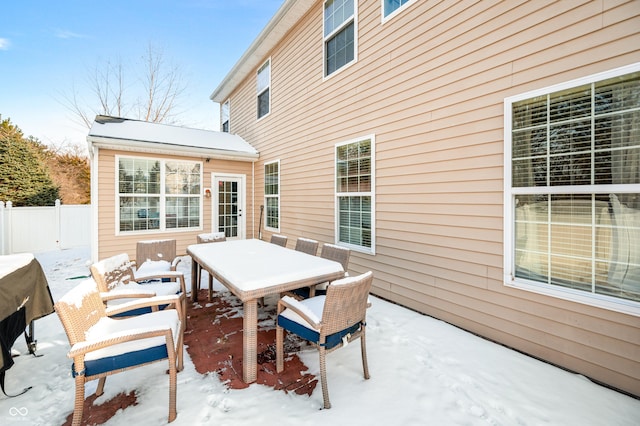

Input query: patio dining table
[187,238,345,383]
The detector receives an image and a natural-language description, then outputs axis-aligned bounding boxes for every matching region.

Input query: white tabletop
[187,239,344,298]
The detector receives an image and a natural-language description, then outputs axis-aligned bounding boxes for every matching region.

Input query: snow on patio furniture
[270,234,288,247]
[294,237,319,256]
[135,239,182,281]
[195,232,226,301]
[54,278,183,426]
[89,253,186,324]
[291,243,351,300]
[276,271,373,409]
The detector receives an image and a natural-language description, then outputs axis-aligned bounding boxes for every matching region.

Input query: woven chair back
[294,238,319,256]
[90,253,135,292]
[270,234,288,247]
[320,243,351,271]
[54,279,106,346]
[322,271,373,336]
[136,239,176,266]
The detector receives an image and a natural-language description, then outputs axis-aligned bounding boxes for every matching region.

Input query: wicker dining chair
[270,234,288,247]
[55,278,184,426]
[90,253,186,323]
[291,243,351,300]
[195,232,227,301]
[294,237,319,256]
[276,271,374,409]
[135,239,182,277]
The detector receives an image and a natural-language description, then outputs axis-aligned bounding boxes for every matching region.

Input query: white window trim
[334,134,376,255]
[221,99,230,132]
[381,0,417,24]
[257,58,271,120]
[503,62,640,317]
[115,155,203,236]
[264,159,280,233]
[323,0,358,81]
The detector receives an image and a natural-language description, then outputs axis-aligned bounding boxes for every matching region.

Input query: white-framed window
[257,59,271,119]
[324,0,357,78]
[221,100,230,132]
[117,156,202,233]
[382,0,415,20]
[335,135,375,254]
[264,160,280,231]
[504,63,640,316]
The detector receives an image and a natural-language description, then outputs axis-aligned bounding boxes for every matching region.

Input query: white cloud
[0,38,10,50]
[54,29,85,39]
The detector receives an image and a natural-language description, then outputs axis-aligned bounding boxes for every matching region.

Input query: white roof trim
[87,116,259,162]
[210,0,315,103]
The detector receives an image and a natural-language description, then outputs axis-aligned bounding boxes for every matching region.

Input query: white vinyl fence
[0,200,91,255]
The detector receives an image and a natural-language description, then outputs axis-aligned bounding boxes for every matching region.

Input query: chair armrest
[171,257,182,270]
[68,327,172,358]
[105,294,183,317]
[278,296,321,329]
[100,288,156,302]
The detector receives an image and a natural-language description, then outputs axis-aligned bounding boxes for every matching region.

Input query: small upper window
[221,100,230,132]
[257,59,270,119]
[383,0,414,19]
[324,0,356,77]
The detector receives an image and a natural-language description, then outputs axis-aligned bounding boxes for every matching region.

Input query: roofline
[210,0,315,103]
[87,135,259,162]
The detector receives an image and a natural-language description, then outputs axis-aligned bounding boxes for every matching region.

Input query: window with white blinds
[336,136,375,254]
[257,59,270,119]
[505,63,640,314]
[264,160,280,231]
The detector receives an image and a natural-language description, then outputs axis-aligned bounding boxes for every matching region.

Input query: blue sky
[0,0,283,151]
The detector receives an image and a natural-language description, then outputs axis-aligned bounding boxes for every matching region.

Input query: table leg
[191,259,198,302]
[242,299,258,383]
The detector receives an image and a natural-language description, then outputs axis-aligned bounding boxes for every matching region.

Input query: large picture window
[257,59,270,119]
[118,157,202,233]
[324,0,356,77]
[336,136,375,254]
[264,160,280,231]
[504,63,640,314]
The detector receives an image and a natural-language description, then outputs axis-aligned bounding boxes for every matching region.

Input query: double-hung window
[336,136,375,254]
[264,160,280,231]
[118,156,202,233]
[382,0,414,19]
[221,100,230,132]
[324,0,356,77]
[257,59,270,119]
[504,63,640,314]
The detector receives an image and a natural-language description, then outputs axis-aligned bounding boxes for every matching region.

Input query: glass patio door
[213,174,245,239]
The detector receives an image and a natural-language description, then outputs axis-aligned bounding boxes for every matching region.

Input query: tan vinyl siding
[221,0,640,396]
[95,149,253,259]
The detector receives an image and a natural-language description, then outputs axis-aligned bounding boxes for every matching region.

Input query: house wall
[222,0,640,395]
[95,149,254,260]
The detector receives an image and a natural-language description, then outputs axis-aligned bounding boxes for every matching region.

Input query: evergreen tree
[0,117,60,206]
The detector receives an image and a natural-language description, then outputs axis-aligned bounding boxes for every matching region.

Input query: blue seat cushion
[278,315,361,350]
[73,344,168,378]
[290,287,327,299]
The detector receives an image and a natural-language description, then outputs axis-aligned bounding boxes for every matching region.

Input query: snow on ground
[0,246,638,425]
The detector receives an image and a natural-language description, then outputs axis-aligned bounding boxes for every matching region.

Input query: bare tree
[61,44,186,128]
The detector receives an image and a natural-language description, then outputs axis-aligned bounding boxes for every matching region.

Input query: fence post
[0,201,4,255]
[5,201,12,255]
[55,199,61,249]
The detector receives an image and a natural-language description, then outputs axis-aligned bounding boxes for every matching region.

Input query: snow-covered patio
[0,247,638,425]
